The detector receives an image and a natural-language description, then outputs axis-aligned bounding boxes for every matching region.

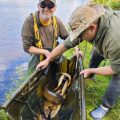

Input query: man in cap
[21,0,68,73]
[37,4,120,119]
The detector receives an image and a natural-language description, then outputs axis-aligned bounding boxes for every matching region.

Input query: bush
[91,0,120,10]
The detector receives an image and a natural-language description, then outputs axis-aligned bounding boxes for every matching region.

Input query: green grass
[0,110,8,120]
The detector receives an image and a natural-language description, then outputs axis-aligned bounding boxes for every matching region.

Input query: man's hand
[80,68,93,78]
[74,47,84,58]
[36,44,67,70]
[80,66,114,78]
[36,59,49,70]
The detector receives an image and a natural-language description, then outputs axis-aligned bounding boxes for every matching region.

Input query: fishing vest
[32,13,58,61]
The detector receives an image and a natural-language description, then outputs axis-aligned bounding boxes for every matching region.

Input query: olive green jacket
[64,7,120,74]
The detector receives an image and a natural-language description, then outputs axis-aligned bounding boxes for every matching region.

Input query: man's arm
[21,17,50,57]
[47,44,67,61]
[28,46,50,57]
[37,44,67,69]
[80,66,115,78]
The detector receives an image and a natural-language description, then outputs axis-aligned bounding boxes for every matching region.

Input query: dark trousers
[89,47,120,108]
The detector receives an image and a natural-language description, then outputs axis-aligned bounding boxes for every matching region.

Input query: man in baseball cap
[21,0,68,72]
[37,4,120,119]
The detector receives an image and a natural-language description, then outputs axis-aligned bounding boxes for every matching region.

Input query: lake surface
[0,0,88,105]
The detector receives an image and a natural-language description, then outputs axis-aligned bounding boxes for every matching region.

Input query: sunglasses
[40,1,55,9]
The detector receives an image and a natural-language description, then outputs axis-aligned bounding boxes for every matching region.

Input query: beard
[42,14,51,20]
[40,10,53,20]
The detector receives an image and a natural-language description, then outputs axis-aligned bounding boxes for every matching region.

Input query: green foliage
[0,110,8,120]
[92,0,120,10]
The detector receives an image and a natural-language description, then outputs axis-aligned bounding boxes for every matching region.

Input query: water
[0,0,88,105]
